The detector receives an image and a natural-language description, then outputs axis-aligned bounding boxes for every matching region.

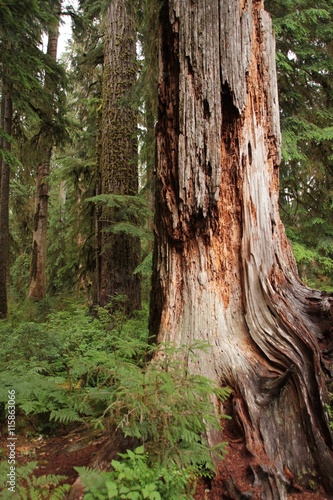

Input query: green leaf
[105,480,118,498]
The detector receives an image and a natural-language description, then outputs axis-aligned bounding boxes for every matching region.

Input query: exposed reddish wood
[150,0,333,497]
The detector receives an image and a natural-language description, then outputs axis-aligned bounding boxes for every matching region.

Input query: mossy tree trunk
[28,2,60,300]
[150,0,333,497]
[0,74,13,318]
[99,0,141,311]
[94,105,103,306]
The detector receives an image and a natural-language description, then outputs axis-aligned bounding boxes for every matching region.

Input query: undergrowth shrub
[75,340,231,499]
[76,446,196,500]
[0,461,70,499]
[0,300,231,498]
[0,302,153,431]
[75,339,231,498]
[90,341,231,468]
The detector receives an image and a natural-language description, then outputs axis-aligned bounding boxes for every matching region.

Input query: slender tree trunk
[29,3,60,300]
[29,140,51,300]
[94,104,103,305]
[0,75,13,318]
[99,0,141,311]
[140,0,159,254]
[150,1,333,497]
[144,96,157,255]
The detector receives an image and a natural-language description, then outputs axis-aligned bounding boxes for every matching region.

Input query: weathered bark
[0,75,13,318]
[150,1,333,498]
[28,2,60,300]
[99,0,141,311]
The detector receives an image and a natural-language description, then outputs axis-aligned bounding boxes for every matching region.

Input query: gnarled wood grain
[150,1,333,497]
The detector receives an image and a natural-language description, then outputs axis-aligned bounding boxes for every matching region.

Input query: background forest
[2,0,333,311]
[0,0,333,498]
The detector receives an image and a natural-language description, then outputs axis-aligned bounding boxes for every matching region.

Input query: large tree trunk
[28,3,60,300]
[0,75,13,318]
[150,1,333,498]
[99,0,141,311]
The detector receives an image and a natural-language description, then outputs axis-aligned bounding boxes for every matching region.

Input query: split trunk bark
[150,0,333,498]
[99,0,141,311]
[28,3,60,300]
[0,75,13,319]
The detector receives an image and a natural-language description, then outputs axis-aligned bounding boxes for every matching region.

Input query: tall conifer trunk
[150,1,333,497]
[99,0,141,311]
[94,106,103,306]
[0,75,13,318]
[28,2,60,300]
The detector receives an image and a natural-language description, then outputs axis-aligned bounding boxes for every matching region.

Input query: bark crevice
[150,0,333,497]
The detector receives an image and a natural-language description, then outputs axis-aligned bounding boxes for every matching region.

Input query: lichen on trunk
[150,0,333,497]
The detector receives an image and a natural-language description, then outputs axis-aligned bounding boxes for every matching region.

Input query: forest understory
[0,417,330,499]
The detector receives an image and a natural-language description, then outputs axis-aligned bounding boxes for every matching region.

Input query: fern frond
[50,408,83,424]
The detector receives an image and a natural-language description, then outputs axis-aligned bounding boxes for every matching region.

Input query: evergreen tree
[0,0,56,317]
[62,0,105,298]
[266,0,333,290]
[137,0,159,237]
[29,0,62,300]
[66,0,154,305]
[99,0,141,311]
[0,73,13,318]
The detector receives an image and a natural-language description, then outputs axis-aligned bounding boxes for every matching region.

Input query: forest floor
[1,417,330,500]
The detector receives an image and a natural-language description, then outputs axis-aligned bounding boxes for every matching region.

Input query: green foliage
[46,175,81,294]
[134,252,152,276]
[2,0,69,308]
[10,254,31,299]
[0,302,99,429]
[87,193,152,235]
[266,0,333,289]
[0,301,230,499]
[75,337,231,498]
[93,341,230,469]
[1,0,68,140]
[0,364,82,432]
[136,0,160,188]
[0,301,153,430]
[76,446,196,500]
[0,461,70,500]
